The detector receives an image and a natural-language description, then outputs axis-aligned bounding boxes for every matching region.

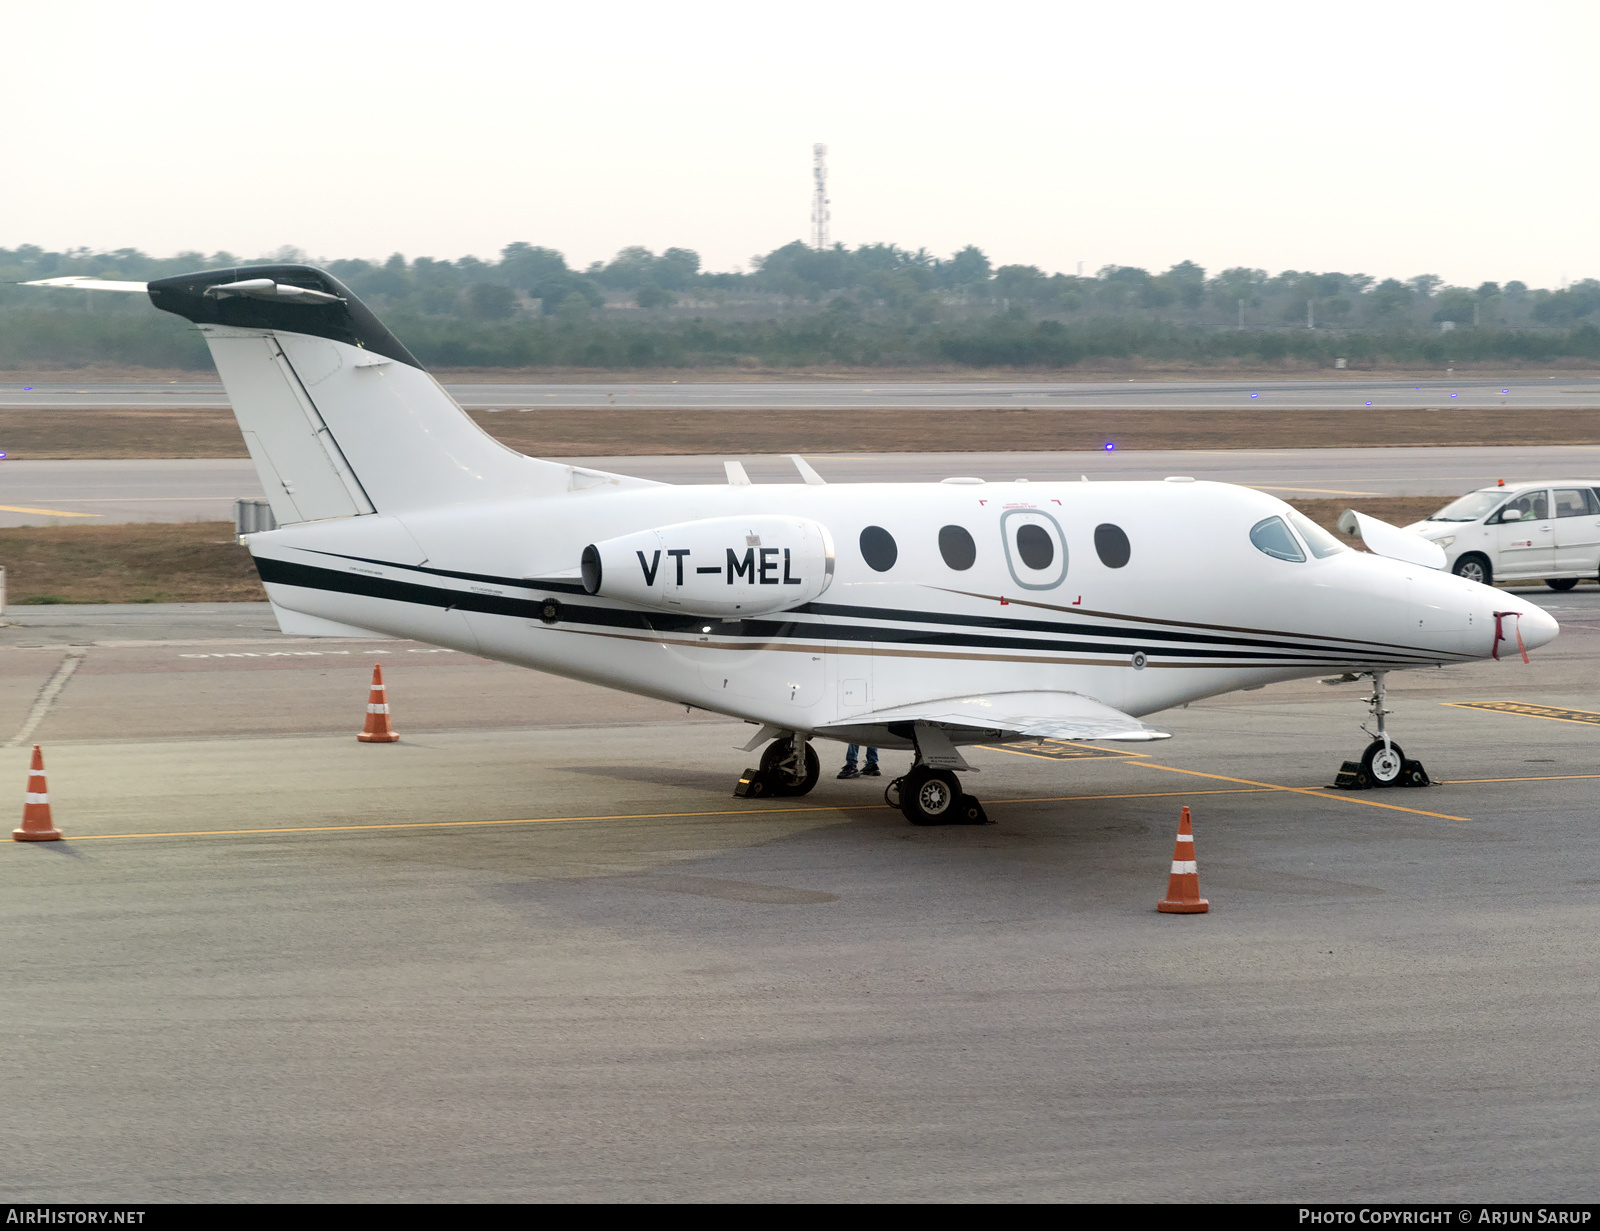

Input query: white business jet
[26,267,1558,821]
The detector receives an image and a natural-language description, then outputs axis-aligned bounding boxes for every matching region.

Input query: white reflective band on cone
[1175,833,1193,843]
[1170,860,1197,874]
[367,704,390,713]
[25,793,49,804]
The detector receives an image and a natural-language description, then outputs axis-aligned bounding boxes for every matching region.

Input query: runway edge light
[14,745,62,841]
[1157,805,1208,914]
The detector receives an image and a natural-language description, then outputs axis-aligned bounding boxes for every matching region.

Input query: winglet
[788,455,827,485]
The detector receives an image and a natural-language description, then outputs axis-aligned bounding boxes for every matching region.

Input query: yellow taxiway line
[48,789,1280,842]
[1129,761,1472,821]
[0,504,102,518]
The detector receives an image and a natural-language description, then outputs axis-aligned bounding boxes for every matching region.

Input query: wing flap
[818,689,1171,742]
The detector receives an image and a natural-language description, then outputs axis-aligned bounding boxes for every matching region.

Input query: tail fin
[148,265,583,524]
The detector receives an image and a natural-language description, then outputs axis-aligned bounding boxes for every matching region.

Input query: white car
[1406,481,1600,590]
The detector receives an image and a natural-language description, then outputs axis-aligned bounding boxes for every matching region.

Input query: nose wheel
[1330,671,1431,789]
[733,735,820,798]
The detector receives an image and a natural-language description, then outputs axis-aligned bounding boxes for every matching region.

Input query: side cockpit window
[1250,516,1305,563]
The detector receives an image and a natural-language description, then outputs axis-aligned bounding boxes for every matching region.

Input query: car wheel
[1545,577,1579,591]
[1453,554,1492,586]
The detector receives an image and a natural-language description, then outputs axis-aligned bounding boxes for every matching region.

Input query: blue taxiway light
[1104,443,1115,451]
[1365,401,1373,406]
[1250,393,1258,398]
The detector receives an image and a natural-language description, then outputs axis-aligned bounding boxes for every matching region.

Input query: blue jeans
[844,745,878,768]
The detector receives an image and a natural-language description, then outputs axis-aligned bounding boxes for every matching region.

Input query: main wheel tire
[901,767,961,825]
[1453,554,1492,586]
[1545,577,1579,591]
[759,739,820,797]
[1360,739,1406,788]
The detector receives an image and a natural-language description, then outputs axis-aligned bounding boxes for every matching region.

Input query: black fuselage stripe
[257,556,1448,666]
[304,550,1438,658]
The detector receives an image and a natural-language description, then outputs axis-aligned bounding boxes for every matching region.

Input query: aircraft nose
[1515,600,1560,652]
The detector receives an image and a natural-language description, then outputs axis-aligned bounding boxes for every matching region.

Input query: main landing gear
[735,729,991,824]
[884,766,989,826]
[1329,670,1431,790]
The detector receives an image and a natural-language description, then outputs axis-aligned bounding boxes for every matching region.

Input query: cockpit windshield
[1428,490,1508,522]
[1287,511,1347,558]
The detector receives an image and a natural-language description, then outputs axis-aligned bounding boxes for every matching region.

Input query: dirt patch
[7,363,1599,383]
[0,407,251,458]
[0,522,263,604]
[3,404,1598,460]
[1288,497,1446,543]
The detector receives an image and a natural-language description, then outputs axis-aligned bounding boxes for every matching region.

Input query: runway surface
[5,376,1600,411]
[6,447,1600,526]
[2,594,1598,1200]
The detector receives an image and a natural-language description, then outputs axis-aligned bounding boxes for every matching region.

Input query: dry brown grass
[0,500,1444,605]
[1289,497,1446,545]
[0,522,263,604]
[4,403,1598,460]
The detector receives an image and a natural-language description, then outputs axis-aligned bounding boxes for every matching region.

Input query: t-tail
[138,265,604,523]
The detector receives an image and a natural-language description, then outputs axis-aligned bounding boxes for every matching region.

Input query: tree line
[3,240,1598,370]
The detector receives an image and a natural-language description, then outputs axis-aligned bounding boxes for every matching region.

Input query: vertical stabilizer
[147,265,577,523]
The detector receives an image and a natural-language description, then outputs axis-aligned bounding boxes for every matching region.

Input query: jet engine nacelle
[581,515,835,617]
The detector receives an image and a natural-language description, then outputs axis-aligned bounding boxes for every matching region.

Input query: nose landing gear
[1329,671,1431,790]
[733,734,820,798]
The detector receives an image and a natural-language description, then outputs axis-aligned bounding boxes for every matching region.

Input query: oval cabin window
[938,525,976,570]
[859,525,898,572]
[1015,523,1055,570]
[1094,523,1131,568]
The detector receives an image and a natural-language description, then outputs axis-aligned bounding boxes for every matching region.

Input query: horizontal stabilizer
[819,690,1171,742]
[22,276,149,293]
[1338,509,1446,569]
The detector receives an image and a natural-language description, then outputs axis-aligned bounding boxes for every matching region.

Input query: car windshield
[1287,511,1347,558]
[1428,490,1508,522]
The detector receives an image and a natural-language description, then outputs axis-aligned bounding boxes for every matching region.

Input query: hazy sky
[4,0,1596,287]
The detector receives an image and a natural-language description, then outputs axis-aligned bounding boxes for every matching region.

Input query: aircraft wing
[818,690,1171,742]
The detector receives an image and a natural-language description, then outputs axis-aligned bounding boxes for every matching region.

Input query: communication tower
[811,143,830,250]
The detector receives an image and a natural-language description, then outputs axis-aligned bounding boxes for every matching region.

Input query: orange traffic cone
[1157,805,1208,913]
[357,664,399,743]
[14,745,62,841]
